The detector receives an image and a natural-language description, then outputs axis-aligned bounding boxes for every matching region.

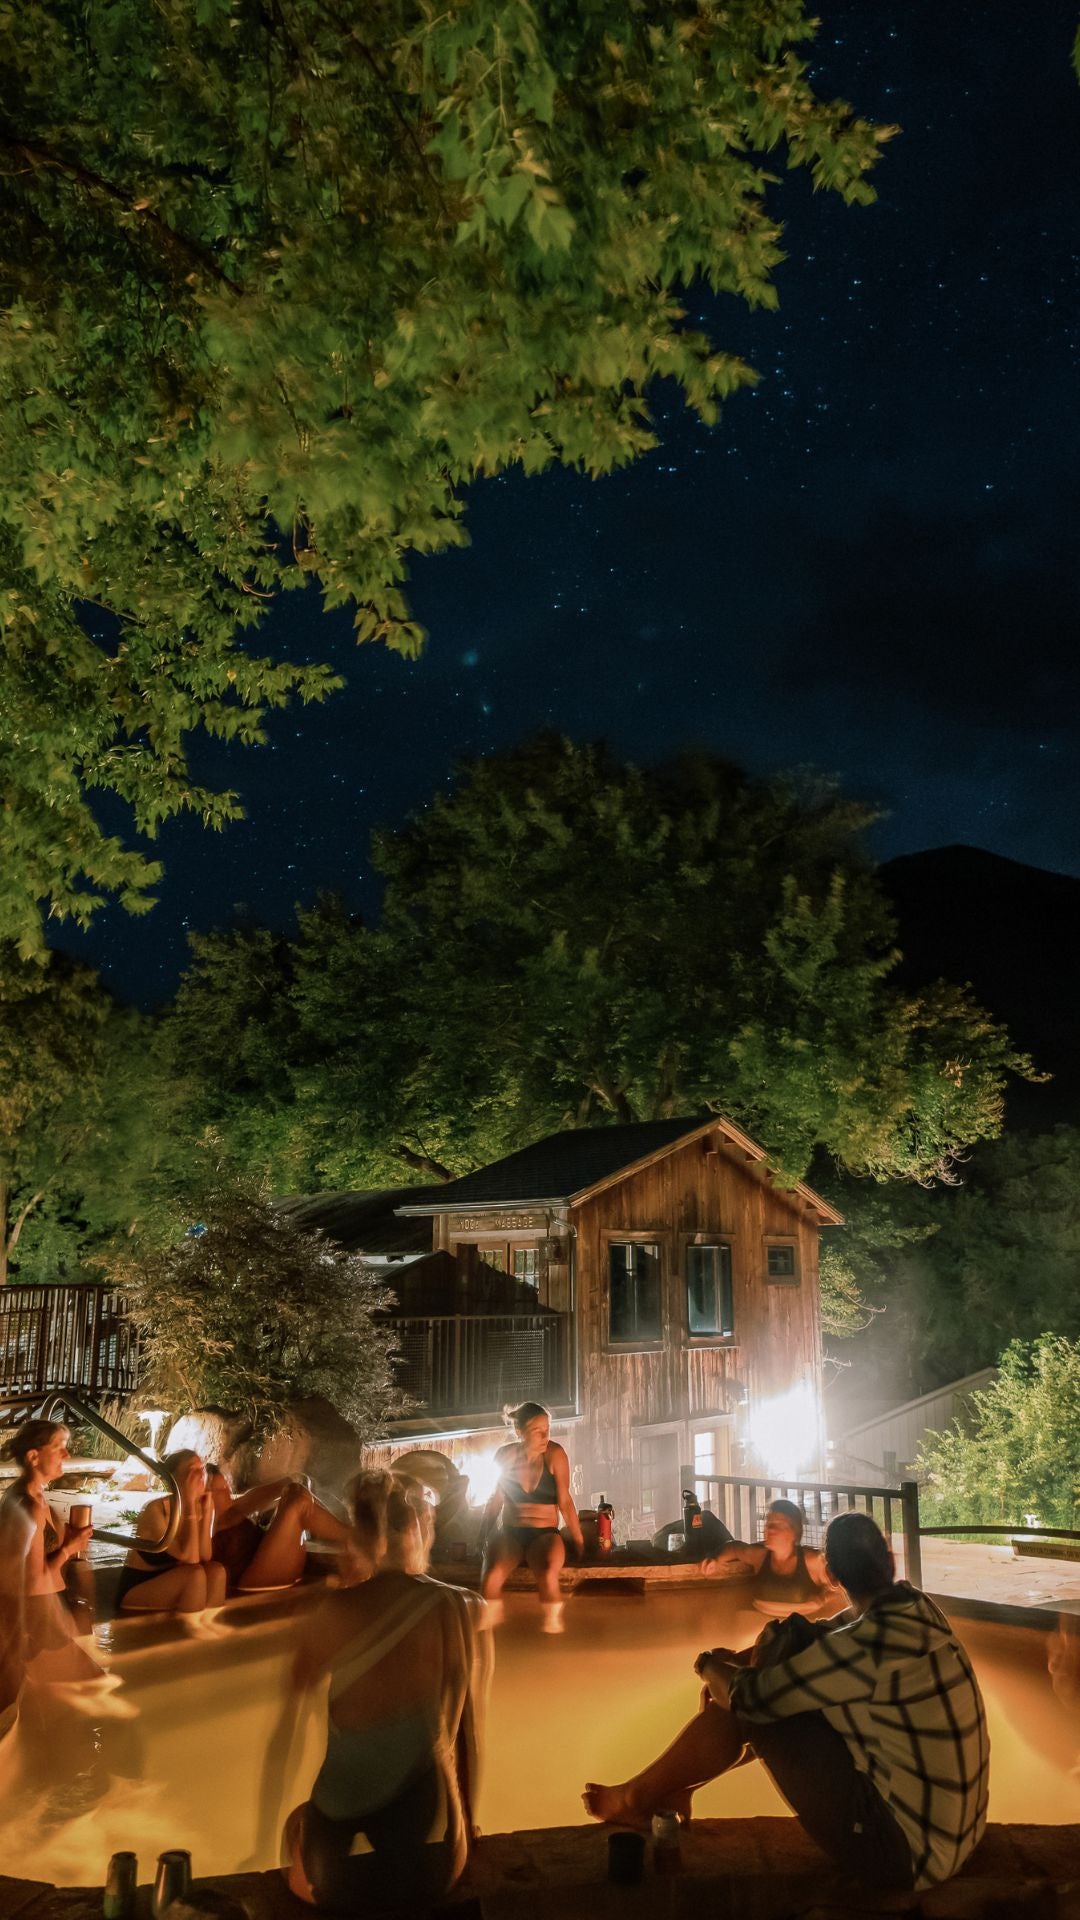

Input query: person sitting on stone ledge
[584,1511,990,1895]
[205,1463,361,1592]
[703,1498,845,1618]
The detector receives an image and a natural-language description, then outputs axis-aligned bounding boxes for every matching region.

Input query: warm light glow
[139,1408,170,1455]
[457,1446,502,1506]
[748,1379,822,1479]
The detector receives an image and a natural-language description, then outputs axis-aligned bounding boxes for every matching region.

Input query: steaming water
[2,1590,1076,1887]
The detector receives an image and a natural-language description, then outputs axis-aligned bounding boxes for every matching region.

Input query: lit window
[512,1247,539,1287]
[609,1241,662,1343]
[686,1243,734,1336]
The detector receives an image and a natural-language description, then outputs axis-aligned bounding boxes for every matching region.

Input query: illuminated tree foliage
[0,0,890,952]
[917,1334,1080,1530]
[114,1180,403,1437]
[0,949,114,1282]
[165,738,1033,1192]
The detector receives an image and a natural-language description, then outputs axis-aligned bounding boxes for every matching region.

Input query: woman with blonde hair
[277,1469,490,1914]
[116,1448,227,1631]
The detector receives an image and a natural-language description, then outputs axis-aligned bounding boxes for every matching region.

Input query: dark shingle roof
[397,1119,710,1211]
[277,1187,438,1257]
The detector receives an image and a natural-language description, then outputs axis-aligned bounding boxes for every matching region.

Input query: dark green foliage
[0,948,114,1282]
[835,1127,1080,1392]
[917,1335,1080,1530]
[165,737,1033,1199]
[0,1,890,949]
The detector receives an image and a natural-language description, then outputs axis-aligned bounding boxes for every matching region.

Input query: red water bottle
[596,1493,614,1555]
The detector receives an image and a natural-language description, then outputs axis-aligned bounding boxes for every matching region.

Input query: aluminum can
[104,1852,137,1920]
[152,1851,192,1917]
[651,1811,681,1873]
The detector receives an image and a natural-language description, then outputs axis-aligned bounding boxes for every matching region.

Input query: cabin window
[765,1240,799,1283]
[686,1242,734,1338]
[608,1240,662,1343]
[512,1245,540,1288]
[478,1246,508,1273]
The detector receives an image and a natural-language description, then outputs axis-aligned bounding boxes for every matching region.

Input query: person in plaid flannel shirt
[584,1510,989,1892]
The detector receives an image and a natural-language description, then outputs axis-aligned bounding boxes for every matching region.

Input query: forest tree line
[5,734,1072,1382]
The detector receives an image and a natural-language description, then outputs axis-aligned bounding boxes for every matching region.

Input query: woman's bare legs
[480,1536,522,1603]
[525,1531,565,1606]
[238,1486,349,1592]
[584,1700,745,1828]
[120,1564,209,1613]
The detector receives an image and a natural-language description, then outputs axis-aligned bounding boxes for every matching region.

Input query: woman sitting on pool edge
[278,1469,490,1914]
[704,1499,844,1618]
[116,1449,227,1631]
[206,1464,360,1592]
[478,1401,584,1634]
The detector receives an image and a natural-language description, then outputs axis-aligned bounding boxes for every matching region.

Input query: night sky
[61,0,1080,1007]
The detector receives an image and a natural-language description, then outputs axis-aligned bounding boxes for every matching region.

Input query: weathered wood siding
[572,1129,825,1519]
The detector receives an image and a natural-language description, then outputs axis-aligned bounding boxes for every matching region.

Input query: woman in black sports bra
[478,1402,583,1634]
[704,1498,843,1617]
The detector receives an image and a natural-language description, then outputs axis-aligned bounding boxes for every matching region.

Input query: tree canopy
[0,0,890,952]
[164,737,1033,1195]
[0,948,117,1282]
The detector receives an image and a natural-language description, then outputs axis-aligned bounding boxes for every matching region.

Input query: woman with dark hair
[116,1448,227,1629]
[705,1498,843,1618]
[275,1469,490,1914]
[478,1402,584,1634]
[0,1420,127,1718]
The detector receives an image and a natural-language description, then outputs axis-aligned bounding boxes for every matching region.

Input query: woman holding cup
[0,1419,127,1716]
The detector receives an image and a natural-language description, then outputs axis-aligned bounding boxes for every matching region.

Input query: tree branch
[7,1190,44,1260]
[0,132,242,294]
[394,1142,455,1181]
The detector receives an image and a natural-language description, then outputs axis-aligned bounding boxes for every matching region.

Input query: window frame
[763,1235,800,1285]
[679,1231,738,1345]
[602,1232,668,1352]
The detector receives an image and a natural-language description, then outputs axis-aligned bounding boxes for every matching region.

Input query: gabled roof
[277,1187,438,1258]
[397,1118,843,1225]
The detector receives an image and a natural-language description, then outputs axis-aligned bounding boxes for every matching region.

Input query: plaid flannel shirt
[728,1581,990,1889]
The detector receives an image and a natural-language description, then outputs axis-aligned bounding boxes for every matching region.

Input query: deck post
[900,1479,923,1588]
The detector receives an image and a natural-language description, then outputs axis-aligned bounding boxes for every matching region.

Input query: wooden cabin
[394,1116,842,1533]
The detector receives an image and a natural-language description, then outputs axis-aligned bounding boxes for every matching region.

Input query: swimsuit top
[752,1544,820,1604]
[499,1448,558,1508]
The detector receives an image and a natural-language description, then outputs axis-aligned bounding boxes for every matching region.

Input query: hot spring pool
[2,1587,1077,1886]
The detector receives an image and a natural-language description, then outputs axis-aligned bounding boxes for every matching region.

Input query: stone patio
[2,1818,1076,1920]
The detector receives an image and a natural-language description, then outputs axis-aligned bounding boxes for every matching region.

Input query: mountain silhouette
[881,846,1080,1127]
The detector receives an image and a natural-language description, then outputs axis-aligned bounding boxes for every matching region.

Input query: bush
[110,1181,405,1441]
[916,1335,1080,1530]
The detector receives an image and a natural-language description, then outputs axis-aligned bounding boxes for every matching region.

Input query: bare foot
[582,1783,647,1830]
[582,1783,694,1828]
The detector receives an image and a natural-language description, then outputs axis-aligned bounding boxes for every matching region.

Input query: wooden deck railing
[686,1469,1080,1592]
[685,1469,925,1583]
[387,1312,571,1417]
[0,1284,138,1410]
